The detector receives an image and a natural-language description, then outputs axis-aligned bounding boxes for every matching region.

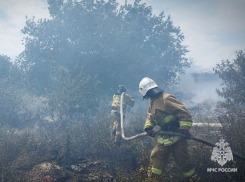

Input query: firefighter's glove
[180,129,191,139]
[146,129,155,137]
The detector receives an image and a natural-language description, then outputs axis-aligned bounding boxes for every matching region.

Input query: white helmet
[139,77,158,96]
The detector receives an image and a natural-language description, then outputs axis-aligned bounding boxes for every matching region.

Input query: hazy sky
[0,0,244,71]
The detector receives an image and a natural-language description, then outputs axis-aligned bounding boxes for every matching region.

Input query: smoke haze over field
[1,0,244,70]
[176,66,223,103]
[0,0,242,103]
[0,1,245,181]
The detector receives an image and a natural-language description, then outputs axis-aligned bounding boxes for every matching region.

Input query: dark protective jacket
[144,92,192,146]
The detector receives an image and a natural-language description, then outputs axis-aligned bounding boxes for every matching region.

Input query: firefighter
[111,85,135,145]
[139,77,198,181]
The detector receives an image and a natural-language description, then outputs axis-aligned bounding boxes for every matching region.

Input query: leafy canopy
[19,0,190,94]
[0,55,27,127]
[0,55,12,79]
[214,50,245,105]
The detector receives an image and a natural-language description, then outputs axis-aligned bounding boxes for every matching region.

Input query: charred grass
[0,105,244,182]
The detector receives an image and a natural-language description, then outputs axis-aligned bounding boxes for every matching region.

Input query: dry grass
[0,102,244,182]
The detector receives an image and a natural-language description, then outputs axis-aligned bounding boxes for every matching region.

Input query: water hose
[120,92,245,161]
[120,93,147,140]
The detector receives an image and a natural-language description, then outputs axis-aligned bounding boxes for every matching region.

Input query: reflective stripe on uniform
[182,168,195,177]
[113,94,126,108]
[179,121,192,127]
[151,167,162,175]
[113,95,120,105]
[156,135,181,145]
[145,115,173,129]
[153,119,158,124]
[163,115,174,123]
[144,120,155,128]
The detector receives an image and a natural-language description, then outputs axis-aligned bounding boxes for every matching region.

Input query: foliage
[0,101,244,181]
[218,105,245,181]
[214,50,245,181]
[0,85,26,127]
[214,50,245,105]
[0,55,29,127]
[18,0,190,94]
[45,68,99,127]
[0,105,147,181]
[0,55,12,78]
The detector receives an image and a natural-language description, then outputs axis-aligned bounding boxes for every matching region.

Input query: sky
[130,0,245,71]
[0,0,244,71]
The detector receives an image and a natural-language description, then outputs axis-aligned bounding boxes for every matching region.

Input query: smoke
[171,65,224,107]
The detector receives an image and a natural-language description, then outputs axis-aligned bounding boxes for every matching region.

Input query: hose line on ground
[120,92,245,161]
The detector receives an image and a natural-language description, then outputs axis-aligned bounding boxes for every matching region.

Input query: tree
[214,50,245,105]
[18,0,190,95]
[0,54,24,83]
[45,68,99,127]
[214,50,245,181]
[0,55,27,127]
[0,55,12,79]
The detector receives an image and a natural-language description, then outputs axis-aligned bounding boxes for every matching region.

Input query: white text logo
[211,138,233,166]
